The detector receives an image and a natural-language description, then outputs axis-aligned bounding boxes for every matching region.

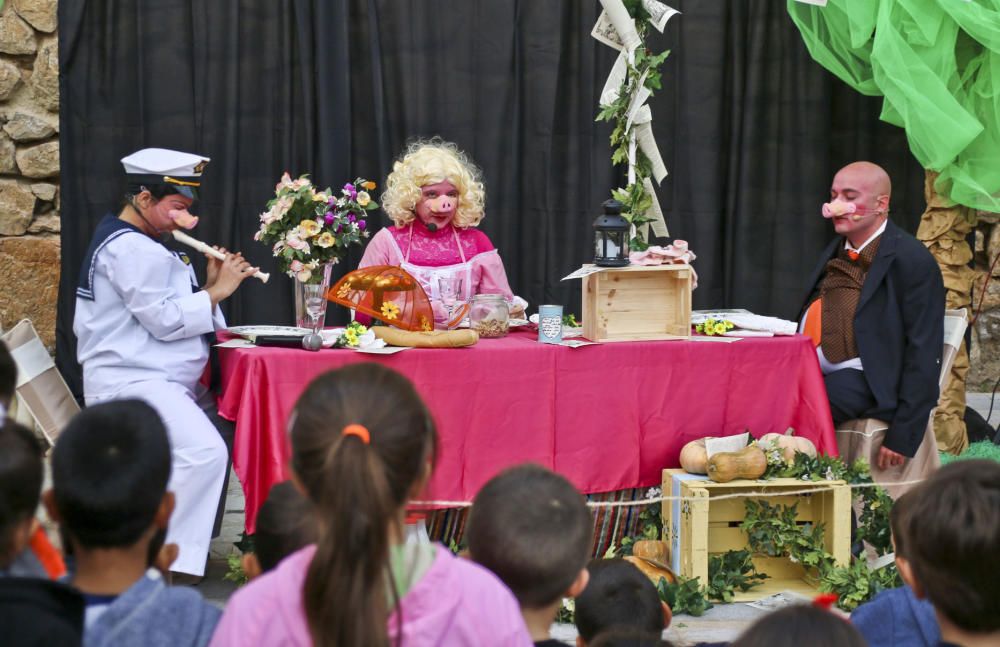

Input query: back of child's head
[51,400,171,549]
[575,558,665,642]
[590,628,671,647]
[466,463,593,609]
[731,604,866,647]
[0,420,43,567]
[902,459,1000,633]
[254,481,316,572]
[0,341,16,410]
[289,363,437,647]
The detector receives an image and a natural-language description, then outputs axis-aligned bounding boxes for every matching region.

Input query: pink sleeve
[467,228,496,254]
[473,250,515,301]
[208,589,259,647]
[357,228,399,269]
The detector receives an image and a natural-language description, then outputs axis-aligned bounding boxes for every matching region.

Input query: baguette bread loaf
[372,327,479,348]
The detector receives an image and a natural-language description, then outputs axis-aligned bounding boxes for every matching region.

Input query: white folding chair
[1,319,81,448]
[835,309,967,498]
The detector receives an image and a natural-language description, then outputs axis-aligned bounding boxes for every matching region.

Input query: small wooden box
[662,469,851,602]
[582,264,692,342]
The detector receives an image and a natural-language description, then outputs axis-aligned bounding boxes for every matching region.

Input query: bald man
[800,162,944,476]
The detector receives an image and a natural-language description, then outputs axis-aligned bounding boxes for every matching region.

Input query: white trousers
[87,380,228,576]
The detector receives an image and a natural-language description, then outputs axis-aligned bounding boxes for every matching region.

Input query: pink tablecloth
[218,331,836,533]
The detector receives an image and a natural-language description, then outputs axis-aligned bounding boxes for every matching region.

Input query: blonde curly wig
[381,139,486,228]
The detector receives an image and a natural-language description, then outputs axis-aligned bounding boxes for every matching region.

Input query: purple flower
[342,183,357,199]
[324,211,335,225]
[327,197,336,207]
[336,224,343,233]
[347,213,356,223]
[358,220,366,230]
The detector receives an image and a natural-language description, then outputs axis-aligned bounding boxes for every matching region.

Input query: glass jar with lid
[469,294,509,338]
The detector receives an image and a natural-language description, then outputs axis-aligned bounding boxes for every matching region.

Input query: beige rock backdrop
[0,0,58,348]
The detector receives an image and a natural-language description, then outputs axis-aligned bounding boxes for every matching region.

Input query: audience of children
[852,486,939,646]
[240,480,316,580]
[0,419,84,646]
[46,400,221,647]
[731,603,867,647]
[466,463,594,646]
[894,460,1000,647]
[4,355,1000,647]
[574,558,670,646]
[209,363,531,646]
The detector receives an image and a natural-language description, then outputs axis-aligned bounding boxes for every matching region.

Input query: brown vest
[814,236,882,363]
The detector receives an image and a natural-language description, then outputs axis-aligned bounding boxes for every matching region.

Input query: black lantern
[593,198,630,267]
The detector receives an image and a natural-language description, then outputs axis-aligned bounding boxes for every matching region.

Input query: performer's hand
[207,251,257,306]
[877,445,906,470]
[204,246,227,289]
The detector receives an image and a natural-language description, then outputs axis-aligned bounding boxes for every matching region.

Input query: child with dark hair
[852,487,939,646]
[731,603,866,647]
[45,400,220,647]
[0,420,84,646]
[590,628,673,647]
[574,559,670,647]
[211,363,530,646]
[240,481,316,579]
[895,460,1000,647]
[466,463,593,646]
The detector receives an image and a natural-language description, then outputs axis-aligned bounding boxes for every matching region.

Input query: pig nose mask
[424,195,455,214]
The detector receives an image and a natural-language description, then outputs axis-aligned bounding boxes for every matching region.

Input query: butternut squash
[758,430,817,464]
[706,445,767,483]
[632,540,669,566]
[679,437,714,474]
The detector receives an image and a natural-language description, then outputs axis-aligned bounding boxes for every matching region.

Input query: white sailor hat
[121,148,211,199]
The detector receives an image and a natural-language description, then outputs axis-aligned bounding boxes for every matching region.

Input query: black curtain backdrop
[56,0,925,396]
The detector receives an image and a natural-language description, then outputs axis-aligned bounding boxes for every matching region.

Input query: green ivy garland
[595,0,671,251]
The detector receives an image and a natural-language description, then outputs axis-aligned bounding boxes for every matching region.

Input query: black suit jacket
[801,220,945,457]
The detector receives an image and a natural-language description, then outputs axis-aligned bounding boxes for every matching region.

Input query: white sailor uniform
[75,214,227,576]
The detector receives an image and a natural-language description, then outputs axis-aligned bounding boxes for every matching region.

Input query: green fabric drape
[788,0,1000,211]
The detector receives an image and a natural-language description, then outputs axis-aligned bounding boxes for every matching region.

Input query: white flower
[276,172,294,191]
[645,487,662,499]
[286,233,309,252]
[296,269,312,282]
[306,260,318,270]
[272,240,285,256]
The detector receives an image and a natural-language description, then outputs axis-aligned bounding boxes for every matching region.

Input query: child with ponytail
[210,363,530,646]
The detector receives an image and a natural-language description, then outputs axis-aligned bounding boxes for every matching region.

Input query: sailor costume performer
[74,149,227,577]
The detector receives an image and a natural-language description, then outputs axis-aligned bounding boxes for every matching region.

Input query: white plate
[227,325,311,338]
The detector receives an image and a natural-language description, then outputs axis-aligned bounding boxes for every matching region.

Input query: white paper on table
[637,123,668,185]
[215,338,256,349]
[598,0,642,52]
[642,0,681,32]
[705,432,750,458]
[591,11,625,51]
[555,339,601,349]
[642,177,669,238]
[561,265,607,281]
[689,335,742,343]
[600,51,629,107]
[355,345,412,355]
[723,329,773,338]
[746,591,812,612]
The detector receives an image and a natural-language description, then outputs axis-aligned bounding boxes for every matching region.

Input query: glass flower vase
[293,263,334,330]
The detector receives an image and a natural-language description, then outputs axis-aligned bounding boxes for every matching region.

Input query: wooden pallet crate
[662,469,852,602]
[582,264,692,342]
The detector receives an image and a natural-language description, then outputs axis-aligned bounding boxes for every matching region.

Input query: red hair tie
[342,424,370,444]
[812,593,838,610]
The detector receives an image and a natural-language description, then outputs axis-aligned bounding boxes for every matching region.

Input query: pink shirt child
[209,544,532,647]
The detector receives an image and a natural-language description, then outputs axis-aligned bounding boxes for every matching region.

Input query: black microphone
[426,222,438,232]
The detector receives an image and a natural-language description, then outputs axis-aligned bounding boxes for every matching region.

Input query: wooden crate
[662,469,851,602]
[582,264,692,342]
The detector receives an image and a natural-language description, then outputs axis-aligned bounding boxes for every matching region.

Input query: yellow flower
[714,323,727,335]
[312,191,329,202]
[356,191,371,207]
[299,220,321,238]
[336,283,351,299]
[419,315,432,331]
[362,180,376,190]
[343,330,359,346]
[316,232,335,248]
[380,301,400,320]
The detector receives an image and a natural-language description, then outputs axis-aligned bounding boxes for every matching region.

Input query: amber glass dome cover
[326,265,435,331]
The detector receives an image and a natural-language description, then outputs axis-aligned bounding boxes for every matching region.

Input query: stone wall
[0,0,59,349]
[971,212,1000,390]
